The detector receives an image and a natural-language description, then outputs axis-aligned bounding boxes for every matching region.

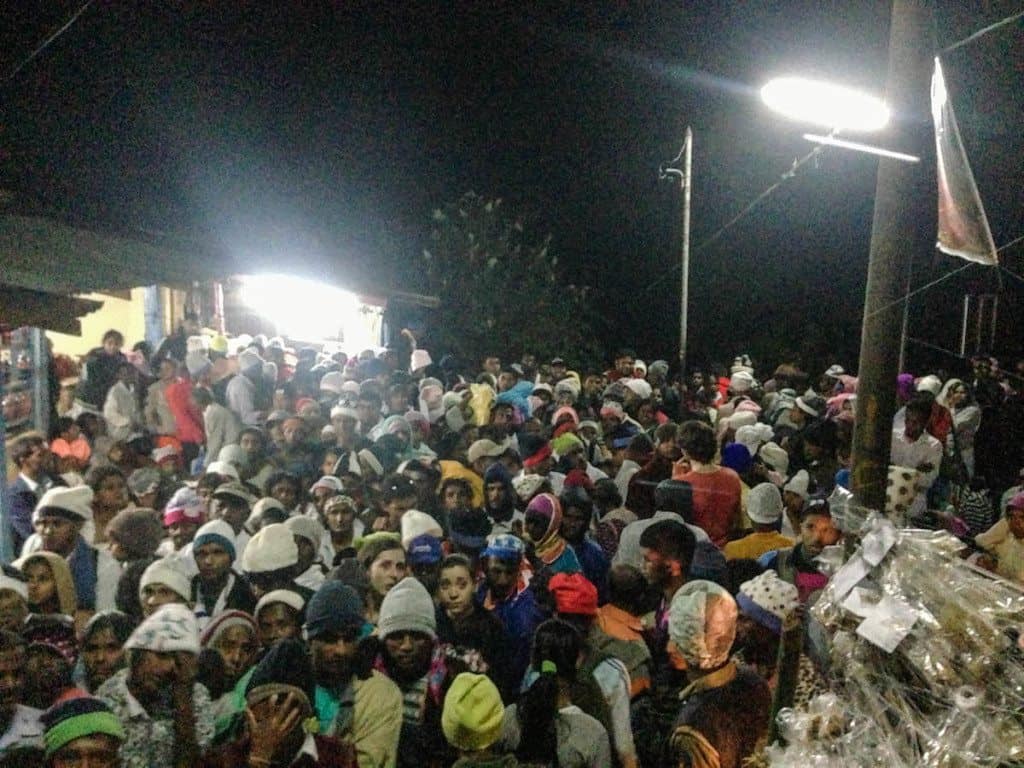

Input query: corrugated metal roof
[0,285,103,334]
[0,214,229,293]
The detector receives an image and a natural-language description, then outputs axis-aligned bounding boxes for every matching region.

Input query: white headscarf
[668,580,738,670]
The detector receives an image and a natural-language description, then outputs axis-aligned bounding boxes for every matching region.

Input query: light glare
[238,273,377,348]
[761,77,890,132]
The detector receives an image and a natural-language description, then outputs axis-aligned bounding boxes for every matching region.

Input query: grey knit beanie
[377,576,436,640]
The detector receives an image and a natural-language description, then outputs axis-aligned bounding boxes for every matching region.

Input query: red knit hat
[549,572,598,616]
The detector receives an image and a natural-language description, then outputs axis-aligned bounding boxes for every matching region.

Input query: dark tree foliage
[422,192,603,370]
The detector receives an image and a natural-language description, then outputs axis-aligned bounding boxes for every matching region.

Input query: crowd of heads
[2,325,1023,766]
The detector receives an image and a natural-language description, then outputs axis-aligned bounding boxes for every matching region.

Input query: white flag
[931,58,998,265]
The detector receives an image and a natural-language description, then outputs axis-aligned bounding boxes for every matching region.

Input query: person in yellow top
[723,483,793,561]
[975,492,1024,584]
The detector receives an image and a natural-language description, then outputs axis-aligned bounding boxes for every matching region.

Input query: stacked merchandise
[765,509,1024,767]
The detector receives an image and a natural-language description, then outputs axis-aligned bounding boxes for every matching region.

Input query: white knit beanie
[241,523,298,573]
[139,555,193,601]
[400,510,444,549]
[377,576,436,640]
[33,486,94,523]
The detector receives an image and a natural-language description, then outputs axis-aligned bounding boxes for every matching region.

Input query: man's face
[141,583,185,618]
[128,650,179,703]
[356,400,380,429]
[490,406,514,431]
[656,435,680,461]
[560,505,589,544]
[0,592,27,633]
[483,357,501,376]
[405,471,436,505]
[95,473,129,512]
[524,513,549,544]
[384,631,433,679]
[257,604,301,646]
[311,631,359,685]
[485,481,506,510]
[800,513,841,556]
[324,503,356,535]
[616,356,634,376]
[52,734,122,768]
[526,455,553,477]
[387,389,407,413]
[282,419,307,447]
[0,648,25,720]
[217,499,249,533]
[496,373,516,392]
[640,546,675,588]
[551,363,566,379]
[212,625,258,684]
[332,415,357,438]
[271,481,299,511]
[443,484,470,512]
[18,442,49,477]
[195,542,232,582]
[313,487,337,512]
[382,495,416,528]
[240,432,262,456]
[36,515,81,556]
[268,422,285,446]
[904,409,927,441]
[168,520,199,551]
[368,549,407,597]
[484,559,518,599]
[159,359,177,382]
[82,627,125,690]
[101,335,124,357]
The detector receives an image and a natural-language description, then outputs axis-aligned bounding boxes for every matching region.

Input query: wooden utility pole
[852,0,935,512]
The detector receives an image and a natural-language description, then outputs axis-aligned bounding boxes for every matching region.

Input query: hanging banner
[931,58,998,265]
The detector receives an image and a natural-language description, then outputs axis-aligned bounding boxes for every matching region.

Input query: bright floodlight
[761,77,890,132]
[239,273,375,347]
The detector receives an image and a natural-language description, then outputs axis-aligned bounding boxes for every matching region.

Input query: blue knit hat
[191,519,236,561]
[480,533,524,562]
[304,581,364,640]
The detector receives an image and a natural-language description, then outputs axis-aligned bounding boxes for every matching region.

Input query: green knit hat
[41,697,125,757]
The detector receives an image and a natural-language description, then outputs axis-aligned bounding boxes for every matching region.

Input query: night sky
[2,2,1022,372]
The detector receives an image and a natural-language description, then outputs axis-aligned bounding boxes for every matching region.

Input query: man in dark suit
[6,433,54,554]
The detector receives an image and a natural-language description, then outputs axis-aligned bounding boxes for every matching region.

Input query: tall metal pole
[679,127,693,375]
[851,0,934,513]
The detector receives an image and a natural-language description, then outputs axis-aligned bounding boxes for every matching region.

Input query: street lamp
[760,77,891,132]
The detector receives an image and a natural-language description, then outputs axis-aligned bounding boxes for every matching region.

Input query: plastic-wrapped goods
[765,509,1024,767]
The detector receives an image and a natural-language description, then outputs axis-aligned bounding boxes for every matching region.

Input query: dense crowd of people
[2,318,1024,767]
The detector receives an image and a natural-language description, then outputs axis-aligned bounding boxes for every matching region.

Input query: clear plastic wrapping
[766,509,1024,767]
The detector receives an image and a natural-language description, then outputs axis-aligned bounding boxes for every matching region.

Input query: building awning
[0,285,104,335]
[0,214,231,294]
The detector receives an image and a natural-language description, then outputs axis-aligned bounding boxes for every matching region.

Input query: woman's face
[23,560,57,610]
[438,565,475,619]
[82,627,125,690]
